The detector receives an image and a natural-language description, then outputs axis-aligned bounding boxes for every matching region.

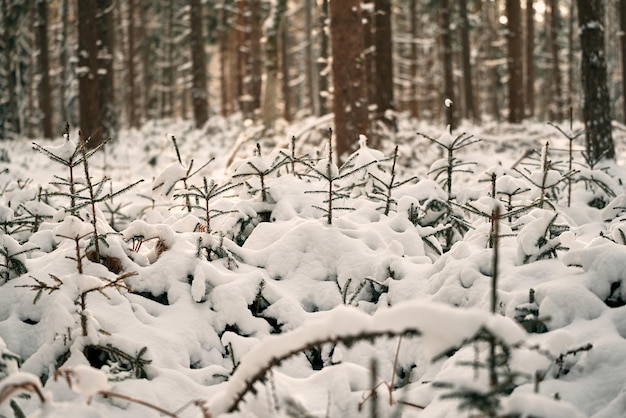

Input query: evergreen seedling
[368,145,419,215]
[304,129,380,225]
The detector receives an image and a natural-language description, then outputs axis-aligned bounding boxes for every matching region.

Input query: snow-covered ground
[1,114,626,417]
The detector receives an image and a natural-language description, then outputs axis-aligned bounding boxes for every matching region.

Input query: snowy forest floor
[2,114,626,417]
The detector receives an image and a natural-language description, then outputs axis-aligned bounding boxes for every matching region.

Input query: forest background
[0,0,624,159]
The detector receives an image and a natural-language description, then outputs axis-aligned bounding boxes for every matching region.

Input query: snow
[1,115,626,417]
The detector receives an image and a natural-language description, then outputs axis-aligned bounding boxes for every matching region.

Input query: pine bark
[374,0,394,125]
[506,0,524,123]
[126,0,138,128]
[36,0,53,138]
[577,0,614,160]
[459,0,475,122]
[249,0,263,113]
[619,0,626,123]
[440,0,455,129]
[77,0,101,145]
[189,0,209,127]
[318,0,329,115]
[548,0,563,122]
[409,0,419,118]
[525,0,535,117]
[97,0,116,144]
[330,0,368,160]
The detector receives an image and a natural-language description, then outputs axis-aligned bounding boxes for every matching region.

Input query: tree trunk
[261,0,287,132]
[506,0,524,123]
[374,0,394,126]
[249,0,263,113]
[36,0,53,138]
[362,0,375,108]
[189,0,209,127]
[330,0,368,161]
[305,0,319,116]
[281,14,292,122]
[577,0,614,160]
[548,0,563,122]
[318,0,329,116]
[126,0,139,128]
[440,0,455,129]
[459,0,475,122]
[409,0,419,118]
[77,0,101,145]
[619,0,626,123]
[525,0,535,118]
[97,0,116,144]
[236,0,248,115]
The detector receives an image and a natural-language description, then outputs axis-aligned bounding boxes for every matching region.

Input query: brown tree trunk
[318,0,329,115]
[619,0,626,123]
[440,0,456,129]
[126,0,139,128]
[548,0,563,122]
[189,0,209,127]
[262,0,287,131]
[236,0,248,115]
[163,0,174,118]
[459,0,475,122]
[77,0,101,145]
[577,0,614,160]
[525,0,535,118]
[36,0,53,138]
[97,0,116,144]
[218,2,230,116]
[506,0,524,123]
[249,0,263,113]
[280,15,291,122]
[362,0,375,109]
[409,0,419,118]
[374,0,394,125]
[330,0,368,161]
[305,0,319,115]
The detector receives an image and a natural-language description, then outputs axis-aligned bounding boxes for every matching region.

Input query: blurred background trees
[0,0,623,158]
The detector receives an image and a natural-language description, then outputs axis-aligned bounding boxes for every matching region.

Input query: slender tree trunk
[525,0,535,117]
[318,0,329,115]
[409,0,419,118]
[330,0,368,161]
[305,0,319,116]
[126,0,139,128]
[506,0,524,123]
[620,0,626,123]
[374,0,394,126]
[459,0,475,122]
[577,0,614,160]
[218,2,230,116]
[261,0,287,132]
[440,0,456,129]
[35,0,53,138]
[189,0,209,127]
[163,0,174,118]
[568,1,575,114]
[281,14,292,122]
[548,0,563,122]
[97,0,116,144]
[77,0,101,145]
[236,0,248,115]
[362,0,375,108]
[249,0,263,113]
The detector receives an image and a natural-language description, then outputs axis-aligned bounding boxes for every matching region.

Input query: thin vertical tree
[261,0,287,132]
[189,0,209,127]
[440,0,455,129]
[409,0,419,118]
[77,0,101,145]
[318,0,330,116]
[249,0,263,113]
[619,0,626,123]
[548,0,563,122]
[305,0,319,116]
[126,0,139,128]
[459,0,475,122]
[577,0,614,160]
[374,0,394,127]
[97,0,117,143]
[506,0,524,123]
[525,0,535,118]
[35,0,53,138]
